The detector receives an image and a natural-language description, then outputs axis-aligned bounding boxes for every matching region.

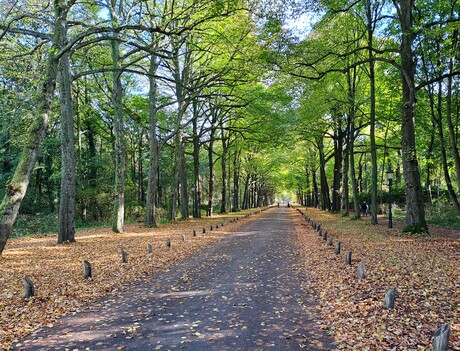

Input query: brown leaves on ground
[0,210,260,350]
[295,208,460,350]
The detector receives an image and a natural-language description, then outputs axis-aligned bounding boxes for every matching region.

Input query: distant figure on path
[361,202,368,216]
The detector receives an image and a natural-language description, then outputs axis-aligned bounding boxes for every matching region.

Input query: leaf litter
[0,209,261,350]
[294,207,459,350]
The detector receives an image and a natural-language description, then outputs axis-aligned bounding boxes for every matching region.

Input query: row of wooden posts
[21,207,268,298]
[295,207,451,351]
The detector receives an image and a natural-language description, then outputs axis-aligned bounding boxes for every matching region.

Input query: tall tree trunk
[0,1,62,256]
[192,101,201,218]
[232,150,241,211]
[331,124,343,212]
[366,0,378,224]
[242,173,250,210]
[111,36,125,233]
[397,0,428,231]
[57,9,76,243]
[446,33,460,192]
[318,137,331,210]
[179,135,188,220]
[207,118,217,216]
[220,124,228,213]
[145,51,160,226]
[435,82,460,213]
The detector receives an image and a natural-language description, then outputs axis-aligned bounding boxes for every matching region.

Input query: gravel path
[14,208,334,350]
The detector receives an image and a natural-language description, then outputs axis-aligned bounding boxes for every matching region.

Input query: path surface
[14,208,334,351]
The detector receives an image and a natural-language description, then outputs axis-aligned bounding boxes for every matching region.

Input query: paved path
[15,208,334,350]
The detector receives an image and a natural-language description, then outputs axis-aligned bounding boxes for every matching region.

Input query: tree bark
[367,0,378,224]
[145,49,160,227]
[192,101,202,218]
[57,1,76,243]
[318,137,331,210]
[397,0,428,231]
[109,1,125,233]
[0,1,62,256]
[220,123,228,213]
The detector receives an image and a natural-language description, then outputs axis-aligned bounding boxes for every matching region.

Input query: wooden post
[335,241,341,255]
[384,287,397,309]
[210,225,213,231]
[357,261,365,279]
[181,234,186,241]
[328,236,333,246]
[193,230,197,237]
[323,231,327,241]
[83,260,92,279]
[203,228,206,234]
[216,224,219,229]
[433,324,450,351]
[166,238,171,248]
[345,250,352,265]
[147,244,153,253]
[120,248,128,263]
[318,228,322,236]
[22,276,34,298]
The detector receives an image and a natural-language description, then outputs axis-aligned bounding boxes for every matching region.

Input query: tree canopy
[1,0,460,255]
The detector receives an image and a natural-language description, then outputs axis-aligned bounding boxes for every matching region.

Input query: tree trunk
[207,119,217,216]
[145,51,160,227]
[179,136,188,220]
[111,35,125,233]
[57,9,76,243]
[232,151,241,211]
[220,124,228,213]
[398,0,428,231]
[192,101,201,218]
[435,81,460,213]
[446,35,460,192]
[318,137,331,210]
[0,1,62,256]
[367,0,378,224]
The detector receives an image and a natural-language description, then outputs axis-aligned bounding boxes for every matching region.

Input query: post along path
[14,208,334,351]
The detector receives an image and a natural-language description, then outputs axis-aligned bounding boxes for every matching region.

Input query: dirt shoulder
[294,207,459,350]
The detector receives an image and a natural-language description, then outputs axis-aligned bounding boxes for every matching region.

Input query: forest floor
[0,208,266,350]
[295,207,459,350]
[1,206,458,350]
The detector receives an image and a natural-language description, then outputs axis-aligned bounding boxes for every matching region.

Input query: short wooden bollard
[83,260,92,279]
[193,230,197,237]
[166,238,171,248]
[203,228,206,234]
[181,234,186,241]
[210,225,213,231]
[22,276,34,299]
[357,261,366,279]
[323,231,327,241]
[216,224,219,229]
[433,324,450,351]
[335,241,341,255]
[120,248,128,263]
[384,287,397,309]
[318,228,322,237]
[328,236,333,246]
[147,244,153,253]
[345,250,352,265]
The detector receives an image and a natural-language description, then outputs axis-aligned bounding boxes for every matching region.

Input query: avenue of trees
[0,0,459,256]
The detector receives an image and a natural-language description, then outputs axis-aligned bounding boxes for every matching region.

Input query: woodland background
[0,0,460,254]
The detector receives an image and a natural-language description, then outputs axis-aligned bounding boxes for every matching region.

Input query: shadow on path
[14,208,335,351]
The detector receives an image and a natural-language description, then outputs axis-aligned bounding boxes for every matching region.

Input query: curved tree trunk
[0,0,63,256]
